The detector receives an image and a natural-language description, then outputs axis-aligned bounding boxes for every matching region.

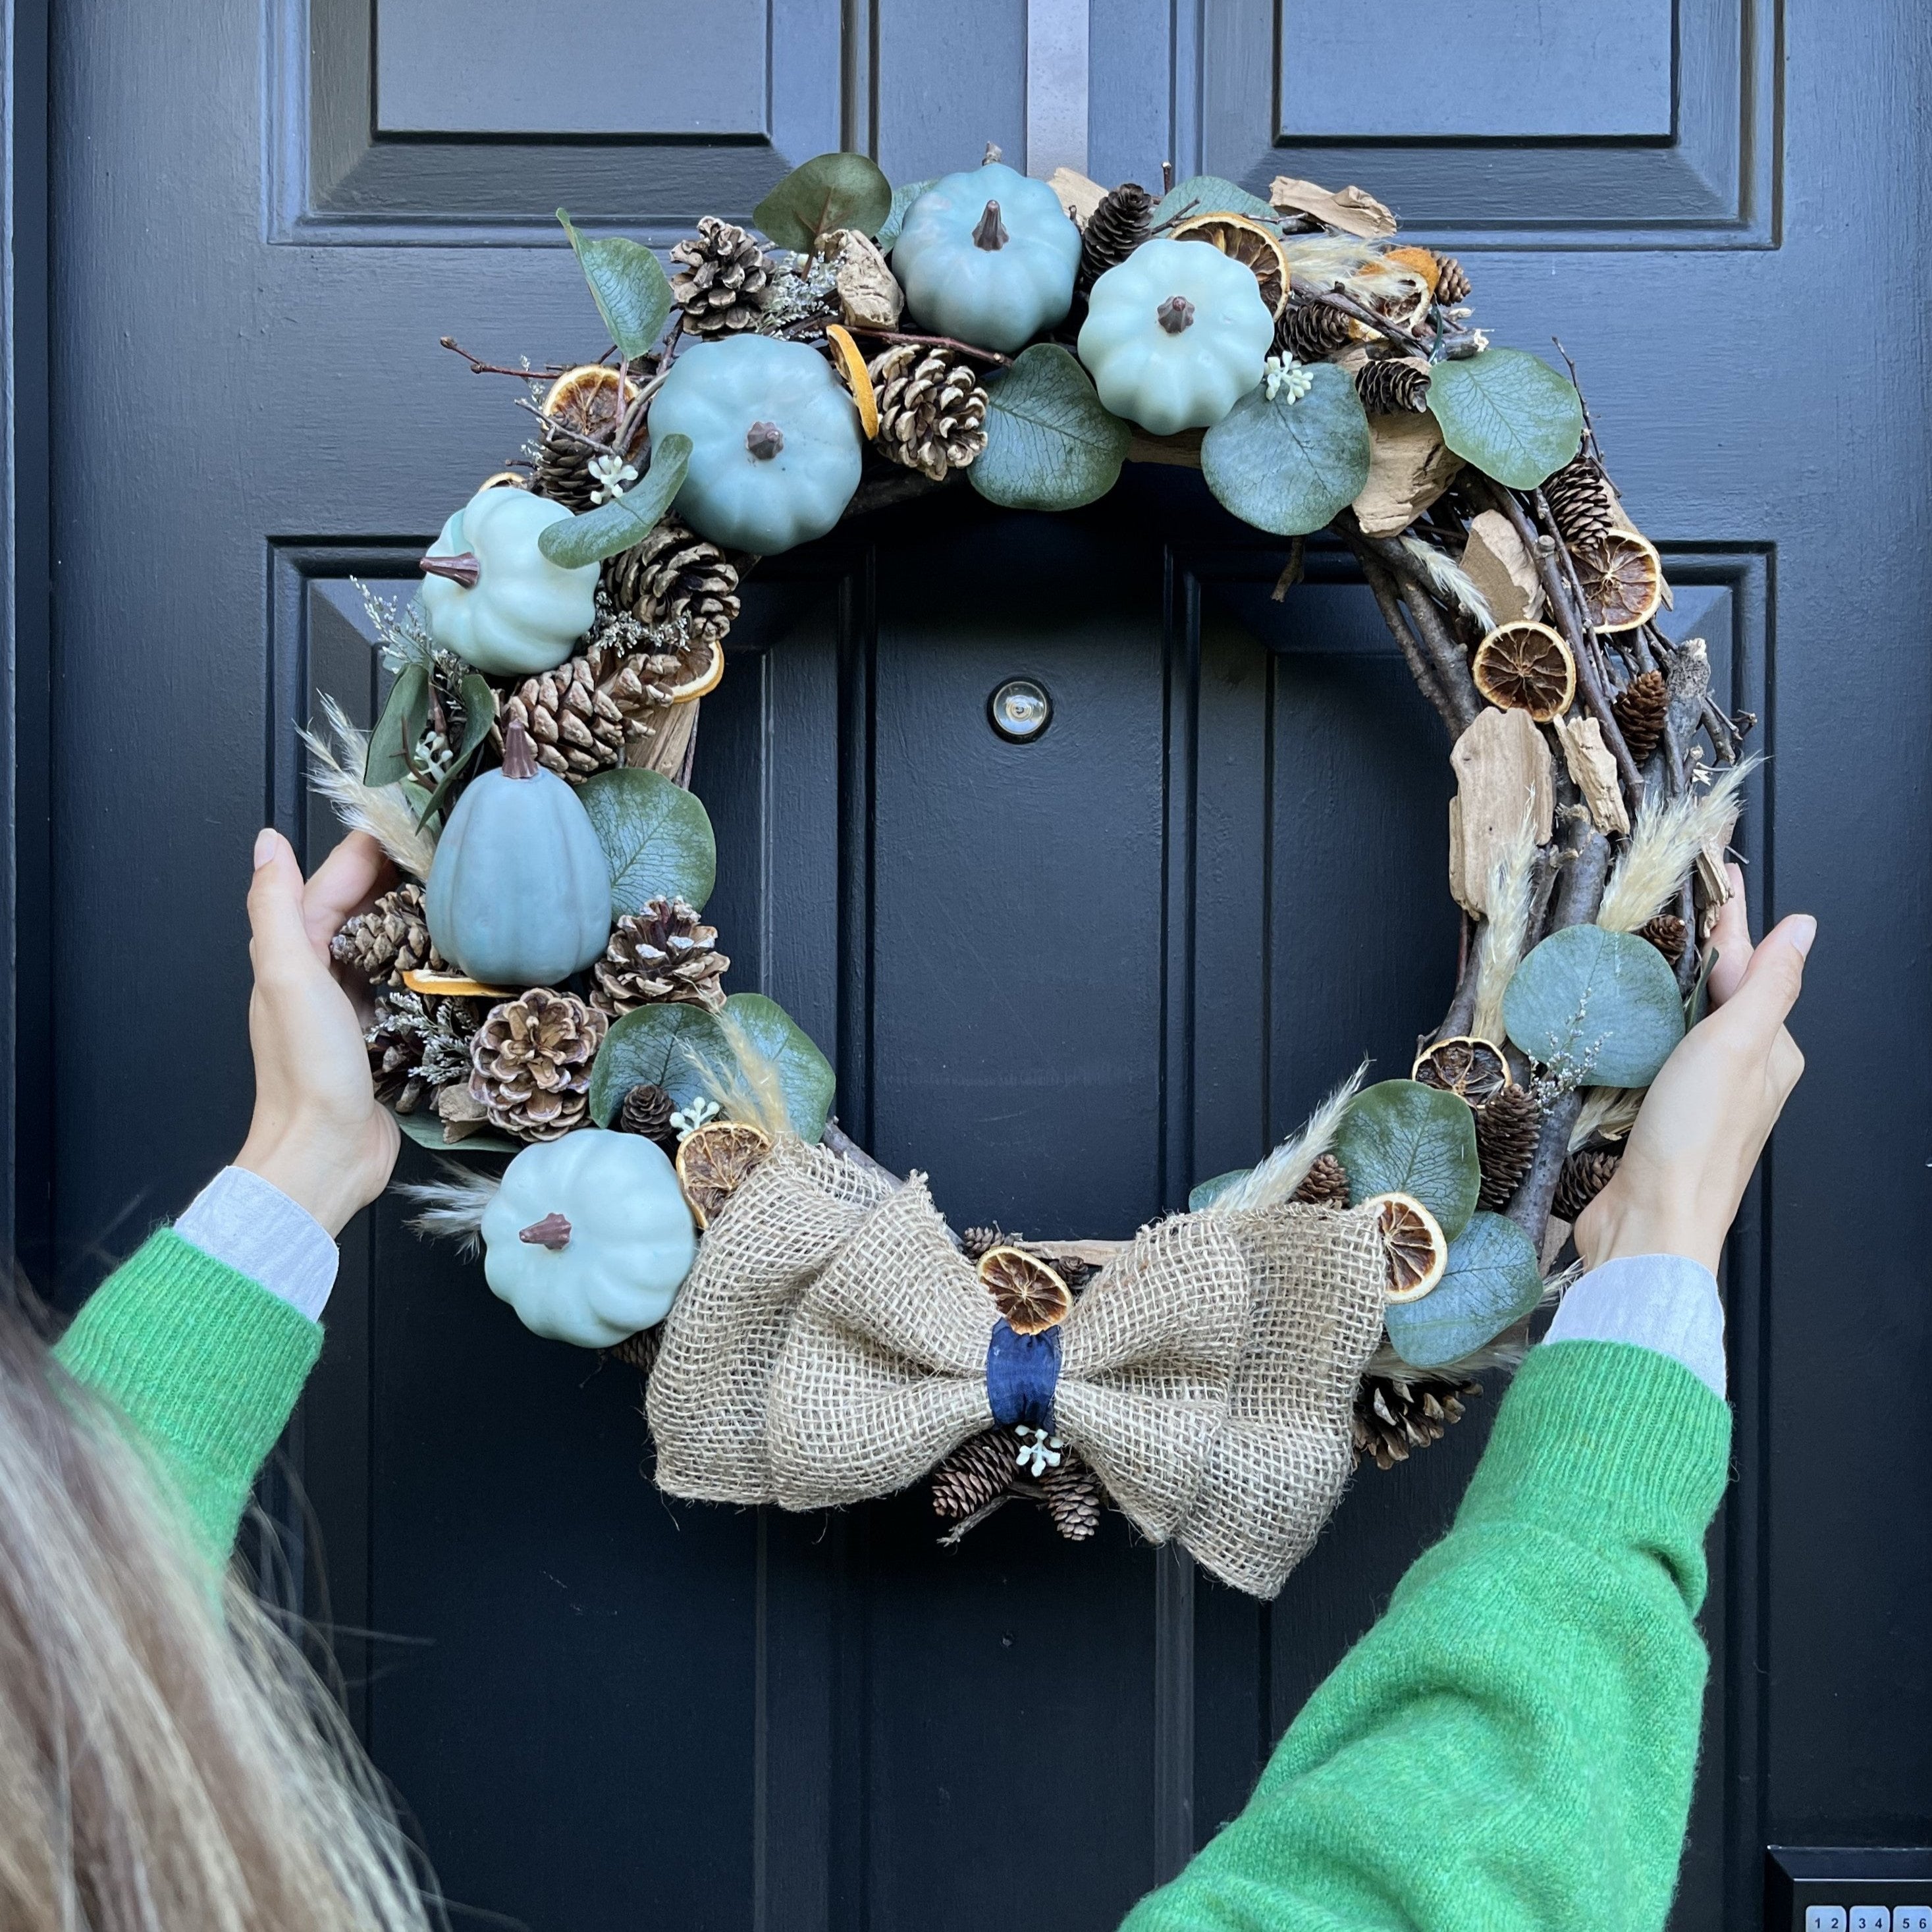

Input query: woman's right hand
[1575,867,1813,1277]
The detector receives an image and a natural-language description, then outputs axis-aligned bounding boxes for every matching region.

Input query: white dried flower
[670,1096,722,1140]
[1013,1426,1065,1478]
[1262,354,1315,404]
[589,453,638,504]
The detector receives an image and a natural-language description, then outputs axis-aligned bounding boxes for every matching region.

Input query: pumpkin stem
[418,550,481,587]
[519,1212,572,1250]
[1157,296,1194,335]
[500,718,540,781]
[745,419,785,460]
[972,201,1008,251]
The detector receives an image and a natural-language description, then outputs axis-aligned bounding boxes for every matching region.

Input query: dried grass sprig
[397,1160,499,1258]
[681,1007,794,1144]
[1399,535,1495,636]
[1597,756,1758,934]
[1368,1317,1533,1384]
[1470,805,1540,1044]
[1570,1087,1644,1148]
[300,697,439,880]
[1208,1061,1368,1214]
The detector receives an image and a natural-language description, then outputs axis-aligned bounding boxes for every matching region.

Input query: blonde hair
[0,1291,439,1932]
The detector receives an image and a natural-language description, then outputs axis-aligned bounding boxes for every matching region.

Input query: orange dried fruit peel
[1363,1191,1449,1303]
[676,1120,772,1229]
[977,1246,1073,1334]
[1169,212,1293,319]
[1472,620,1576,722]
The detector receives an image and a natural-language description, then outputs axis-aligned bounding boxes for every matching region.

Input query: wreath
[325,147,1754,1598]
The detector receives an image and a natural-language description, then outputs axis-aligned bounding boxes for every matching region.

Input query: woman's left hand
[235,828,400,1237]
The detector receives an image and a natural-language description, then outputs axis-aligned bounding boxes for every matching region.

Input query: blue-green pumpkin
[425,720,611,986]
[891,162,1081,354]
[418,485,599,676]
[647,336,862,554]
[1077,238,1275,435]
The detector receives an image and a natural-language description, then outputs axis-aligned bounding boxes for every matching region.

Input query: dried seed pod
[1363,1192,1449,1302]
[1472,620,1577,722]
[1412,1036,1511,1105]
[977,1247,1073,1334]
[674,1121,772,1229]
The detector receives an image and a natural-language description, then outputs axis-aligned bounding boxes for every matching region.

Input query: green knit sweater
[54,1229,1731,1932]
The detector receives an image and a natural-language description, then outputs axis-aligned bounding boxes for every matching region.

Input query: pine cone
[618,1081,678,1150]
[590,898,729,1016]
[1354,1374,1481,1471]
[364,990,480,1114]
[502,647,645,782]
[604,521,740,649]
[610,1328,661,1375]
[1543,454,1616,549]
[959,1225,1006,1260]
[1355,356,1432,415]
[1274,301,1353,362]
[1612,668,1669,766]
[469,989,608,1142]
[1077,182,1154,294]
[930,1430,1018,1520]
[668,217,772,338]
[1293,1152,1351,1207]
[1474,1085,1542,1211]
[333,882,444,988]
[1433,255,1472,307]
[1553,1147,1622,1224]
[1040,1452,1103,1542]
[868,344,989,482]
[1639,912,1688,967]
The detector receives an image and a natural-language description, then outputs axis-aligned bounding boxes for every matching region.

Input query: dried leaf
[1351,412,1462,538]
[1459,509,1543,626]
[1553,714,1630,837]
[1268,176,1397,240]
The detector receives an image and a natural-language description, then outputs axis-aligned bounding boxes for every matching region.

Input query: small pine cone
[502,651,641,782]
[1612,668,1669,766]
[1553,1147,1622,1225]
[618,1081,678,1150]
[930,1430,1018,1520]
[1474,1085,1542,1211]
[668,216,772,338]
[868,344,990,482]
[604,520,741,649]
[469,989,608,1142]
[333,882,443,988]
[1354,1374,1481,1471]
[959,1225,1006,1260]
[1077,182,1154,294]
[1274,301,1353,363]
[1432,255,1472,307]
[365,990,480,1114]
[1355,356,1432,416]
[1293,1152,1351,1208]
[1639,912,1688,967]
[591,898,729,1016]
[1543,453,1617,549]
[1040,1452,1104,1542]
[610,1328,662,1375]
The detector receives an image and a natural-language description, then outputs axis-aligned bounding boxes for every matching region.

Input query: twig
[845,325,1014,369]
[1436,938,1483,1040]
[441,338,569,381]
[514,396,614,454]
[820,1117,900,1181]
[1344,534,1461,738]
[843,469,958,520]
[1290,283,1425,360]
[1346,520,1483,731]
[1505,1088,1584,1240]
[937,1491,1015,1545]
[1551,338,1608,474]
[1270,536,1305,601]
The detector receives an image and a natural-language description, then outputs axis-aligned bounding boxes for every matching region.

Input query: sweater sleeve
[1121,1339,1732,1932]
[54,1229,323,1563]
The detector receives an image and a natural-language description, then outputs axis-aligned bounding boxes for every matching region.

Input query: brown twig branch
[1344,533,1462,738]
[843,469,959,520]
[441,338,570,381]
[820,1117,901,1181]
[845,325,1015,369]
[1290,283,1425,361]
[1505,1088,1584,1241]
[1345,520,1483,732]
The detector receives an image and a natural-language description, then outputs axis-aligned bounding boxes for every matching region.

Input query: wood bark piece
[1125,427,1205,468]
[1353,414,1462,538]
[1695,808,1741,938]
[1048,166,1108,226]
[629,697,701,782]
[1553,714,1631,836]
[1447,707,1554,917]
[1459,510,1543,626]
[1268,176,1397,239]
[824,229,903,330]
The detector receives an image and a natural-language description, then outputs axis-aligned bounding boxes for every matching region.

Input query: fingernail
[254,828,277,869]
[1790,915,1817,957]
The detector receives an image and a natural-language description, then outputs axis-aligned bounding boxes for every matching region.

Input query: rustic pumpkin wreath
[321,147,1753,1592]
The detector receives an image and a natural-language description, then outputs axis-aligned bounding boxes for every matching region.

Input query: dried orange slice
[656,628,724,703]
[675,1120,772,1229]
[1412,1036,1512,1104]
[823,323,880,439]
[400,969,514,999]
[478,470,527,491]
[1472,621,1576,722]
[1571,528,1663,633]
[541,364,643,454]
[977,1247,1073,1334]
[1383,244,1443,296]
[1169,212,1292,319]
[1363,1192,1449,1303]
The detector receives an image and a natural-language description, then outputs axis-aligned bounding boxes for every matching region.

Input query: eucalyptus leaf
[556,209,673,362]
[877,177,936,253]
[753,151,893,252]
[1331,1079,1480,1241]
[1200,362,1372,535]
[1502,924,1684,1089]
[576,764,717,916]
[536,433,691,570]
[972,344,1131,512]
[716,992,836,1142]
[1189,1168,1248,1212]
[392,1107,520,1157]
[1383,1211,1544,1370]
[1425,348,1583,491]
[415,673,497,824]
[1152,174,1279,229]
[589,1002,723,1127]
[363,662,431,788]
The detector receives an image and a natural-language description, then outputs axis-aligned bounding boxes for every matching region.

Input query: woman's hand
[234,828,401,1237]
[1575,866,1813,1276]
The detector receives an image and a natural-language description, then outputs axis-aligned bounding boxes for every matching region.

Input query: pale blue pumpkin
[425,721,611,986]
[891,162,1081,354]
[1077,238,1275,435]
[648,336,862,554]
[418,486,599,676]
[481,1129,697,1347]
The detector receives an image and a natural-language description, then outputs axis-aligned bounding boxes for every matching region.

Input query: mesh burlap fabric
[647,1137,895,1503]
[1175,1204,1389,1596]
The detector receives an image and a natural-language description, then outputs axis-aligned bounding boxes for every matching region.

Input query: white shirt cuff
[1542,1253,1726,1399]
[174,1167,338,1322]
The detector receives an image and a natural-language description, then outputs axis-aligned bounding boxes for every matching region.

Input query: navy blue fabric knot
[985,1320,1061,1432]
